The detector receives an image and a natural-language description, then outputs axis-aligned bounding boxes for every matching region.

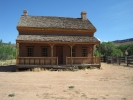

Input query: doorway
[56,46,63,64]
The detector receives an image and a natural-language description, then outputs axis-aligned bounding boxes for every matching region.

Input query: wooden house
[16,10,100,70]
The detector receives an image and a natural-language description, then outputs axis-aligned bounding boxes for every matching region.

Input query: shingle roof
[16,35,99,42]
[17,16,96,30]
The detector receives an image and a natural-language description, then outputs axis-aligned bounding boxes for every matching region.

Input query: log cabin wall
[19,43,93,64]
[18,28,94,36]
[19,43,50,57]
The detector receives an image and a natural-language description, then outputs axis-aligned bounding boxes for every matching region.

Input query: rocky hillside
[113,38,133,45]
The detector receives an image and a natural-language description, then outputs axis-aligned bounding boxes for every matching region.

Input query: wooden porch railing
[66,57,100,66]
[16,57,58,67]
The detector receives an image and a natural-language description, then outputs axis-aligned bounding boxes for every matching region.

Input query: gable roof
[16,35,99,43]
[17,16,96,30]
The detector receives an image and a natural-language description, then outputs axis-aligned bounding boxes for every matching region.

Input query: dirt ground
[0,63,133,100]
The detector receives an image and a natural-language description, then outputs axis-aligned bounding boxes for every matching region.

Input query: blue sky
[0,0,133,43]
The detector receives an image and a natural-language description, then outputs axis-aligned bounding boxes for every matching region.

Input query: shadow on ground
[0,65,16,72]
[123,65,133,68]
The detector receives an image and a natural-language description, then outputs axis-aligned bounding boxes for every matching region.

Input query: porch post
[16,42,17,65]
[16,43,19,64]
[69,44,74,66]
[98,42,101,68]
[50,44,54,67]
[16,42,19,71]
[70,45,73,66]
[92,44,94,57]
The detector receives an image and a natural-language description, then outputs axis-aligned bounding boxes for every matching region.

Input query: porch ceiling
[16,35,99,43]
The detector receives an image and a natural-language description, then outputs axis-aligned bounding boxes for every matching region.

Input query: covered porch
[16,35,101,69]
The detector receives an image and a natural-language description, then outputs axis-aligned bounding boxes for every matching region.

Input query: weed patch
[8,93,15,97]
[70,66,79,71]
[90,98,98,100]
[69,86,74,89]
[121,98,127,100]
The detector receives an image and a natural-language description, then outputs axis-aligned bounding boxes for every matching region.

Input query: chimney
[23,10,28,16]
[81,11,87,20]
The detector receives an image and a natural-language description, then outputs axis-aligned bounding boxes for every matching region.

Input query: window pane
[70,48,75,57]
[42,47,48,57]
[27,47,34,57]
[82,47,87,57]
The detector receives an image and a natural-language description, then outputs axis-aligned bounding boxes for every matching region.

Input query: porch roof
[16,35,99,43]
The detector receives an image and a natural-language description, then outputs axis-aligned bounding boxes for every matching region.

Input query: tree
[0,40,16,60]
[111,49,123,56]
[117,44,133,56]
[94,49,99,56]
[101,42,116,56]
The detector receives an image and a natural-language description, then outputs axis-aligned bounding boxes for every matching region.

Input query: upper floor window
[41,47,48,57]
[82,47,87,57]
[27,47,34,57]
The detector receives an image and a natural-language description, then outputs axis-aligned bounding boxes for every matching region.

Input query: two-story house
[16,10,100,70]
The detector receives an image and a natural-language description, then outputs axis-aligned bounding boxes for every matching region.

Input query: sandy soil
[0,63,133,100]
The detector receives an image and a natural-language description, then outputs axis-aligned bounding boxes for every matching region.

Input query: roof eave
[17,26,96,33]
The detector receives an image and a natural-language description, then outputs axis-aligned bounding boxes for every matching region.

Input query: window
[82,47,87,57]
[27,47,34,57]
[70,47,75,57]
[42,47,48,57]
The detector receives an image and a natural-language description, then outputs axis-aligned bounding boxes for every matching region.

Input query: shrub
[8,93,15,97]
[69,86,74,89]
[80,64,88,69]
[70,66,79,71]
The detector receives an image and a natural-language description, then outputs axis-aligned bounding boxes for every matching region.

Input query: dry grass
[0,63,133,100]
[0,59,16,66]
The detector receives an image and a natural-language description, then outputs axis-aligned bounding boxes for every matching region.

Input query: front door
[56,46,63,64]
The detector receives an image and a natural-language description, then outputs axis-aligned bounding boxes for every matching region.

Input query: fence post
[117,56,119,65]
[103,56,105,62]
[125,56,127,64]
[119,57,120,65]
[127,56,128,66]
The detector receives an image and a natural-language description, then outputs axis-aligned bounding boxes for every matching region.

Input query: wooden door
[56,46,63,64]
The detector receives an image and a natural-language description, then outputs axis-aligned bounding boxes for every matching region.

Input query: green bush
[8,93,15,97]
[69,86,74,89]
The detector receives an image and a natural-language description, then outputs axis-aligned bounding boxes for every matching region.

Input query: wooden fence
[127,56,133,66]
[101,56,133,66]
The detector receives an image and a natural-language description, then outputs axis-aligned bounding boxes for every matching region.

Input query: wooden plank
[16,40,100,45]
[66,57,100,65]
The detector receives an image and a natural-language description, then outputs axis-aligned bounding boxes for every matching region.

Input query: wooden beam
[66,56,67,66]
[49,44,54,67]
[16,43,18,65]
[16,43,19,65]
[69,44,75,67]
[98,42,101,68]
[70,45,72,66]
[16,40,100,45]
[17,27,96,33]
[57,57,58,67]
[92,44,94,57]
